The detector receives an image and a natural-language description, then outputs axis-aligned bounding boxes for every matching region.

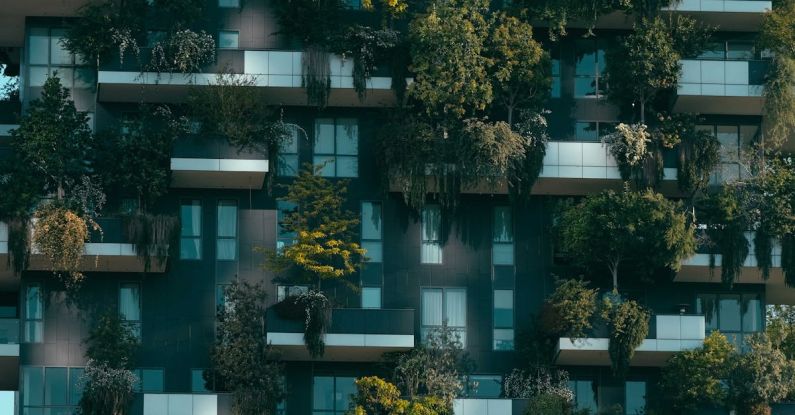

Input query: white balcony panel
[666,0,771,12]
[144,394,217,415]
[454,399,514,415]
[0,344,19,357]
[267,332,414,361]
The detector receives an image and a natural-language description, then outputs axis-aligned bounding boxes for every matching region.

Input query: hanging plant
[274,291,331,358]
[698,190,750,287]
[456,118,525,189]
[508,111,550,204]
[337,26,399,102]
[126,213,179,272]
[6,217,30,274]
[677,123,720,198]
[302,45,332,108]
[601,123,650,183]
[32,203,93,287]
[602,298,650,377]
[62,0,147,66]
[147,29,215,74]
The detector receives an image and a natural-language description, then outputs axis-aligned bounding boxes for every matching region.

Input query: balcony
[170,136,269,189]
[677,232,795,305]
[0,217,168,275]
[97,49,401,107]
[454,399,529,415]
[674,59,769,115]
[136,393,222,415]
[665,0,771,30]
[266,308,415,361]
[555,314,705,367]
[533,141,679,195]
[0,318,19,391]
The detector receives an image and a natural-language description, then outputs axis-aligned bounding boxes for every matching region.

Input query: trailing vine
[601,297,650,376]
[126,213,179,272]
[338,26,399,101]
[273,291,331,358]
[675,116,721,198]
[32,203,93,288]
[302,45,332,108]
[147,29,215,74]
[601,123,651,184]
[697,189,750,287]
[759,0,795,149]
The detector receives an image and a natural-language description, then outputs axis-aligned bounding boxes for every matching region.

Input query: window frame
[22,366,85,413]
[23,282,43,343]
[216,199,238,261]
[420,205,443,264]
[217,30,240,49]
[312,375,356,415]
[119,282,142,341]
[573,38,607,99]
[278,124,301,177]
[312,118,359,178]
[420,287,467,346]
[180,200,203,260]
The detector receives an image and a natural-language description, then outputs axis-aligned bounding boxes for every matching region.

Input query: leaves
[32,203,91,288]
[147,29,215,74]
[604,298,650,376]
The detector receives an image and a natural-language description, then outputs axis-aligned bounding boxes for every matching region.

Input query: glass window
[68,368,84,405]
[180,200,202,260]
[312,376,355,414]
[421,205,443,264]
[313,118,358,178]
[697,294,718,331]
[28,28,50,65]
[575,122,599,141]
[717,125,740,159]
[551,47,561,98]
[494,289,514,350]
[192,369,209,393]
[140,369,164,393]
[27,27,91,92]
[699,42,726,59]
[625,381,646,414]
[277,201,297,252]
[44,367,67,406]
[574,39,606,98]
[421,288,466,346]
[49,29,72,65]
[361,202,383,264]
[719,295,742,332]
[742,294,762,332]
[218,0,240,7]
[728,41,755,60]
[24,283,43,343]
[218,31,239,49]
[23,367,44,406]
[216,200,238,261]
[362,287,381,309]
[468,375,502,398]
[120,283,141,340]
[278,125,300,177]
[570,380,598,413]
[493,207,514,266]
[276,285,309,302]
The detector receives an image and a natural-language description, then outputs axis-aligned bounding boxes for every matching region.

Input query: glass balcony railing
[267,308,414,337]
[678,59,769,97]
[0,318,19,345]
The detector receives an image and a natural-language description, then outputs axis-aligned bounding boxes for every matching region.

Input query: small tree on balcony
[559,189,695,292]
[209,280,285,415]
[78,311,139,415]
[727,334,792,415]
[263,164,365,290]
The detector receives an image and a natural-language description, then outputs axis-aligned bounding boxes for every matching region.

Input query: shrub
[32,204,91,287]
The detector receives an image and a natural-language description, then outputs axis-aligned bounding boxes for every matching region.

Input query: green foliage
[10,76,95,199]
[602,298,650,376]
[408,0,492,120]
[85,311,139,369]
[348,376,407,415]
[657,331,734,414]
[697,189,751,287]
[300,290,331,358]
[189,74,289,154]
[456,118,526,190]
[96,105,184,210]
[760,0,795,149]
[147,29,215,73]
[264,165,365,287]
[503,368,574,405]
[126,213,179,272]
[338,26,400,101]
[391,324,474,410]
[559,189,696,291]
[210,280,285,414]
[674,115,721,197]
[767,305,795,360]
[523,0,630,40]
[508,111,550,203]
[487,13,550,124]
[63,0,147,66]
[524,393,572,415]
[601,123,652,183]
[302,45,332,108]
[273,0,343,45]
[539,278,598,340]
[77,359,137,415]
[727,335,791,414]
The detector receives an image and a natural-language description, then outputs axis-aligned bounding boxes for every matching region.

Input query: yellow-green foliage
[33,204,90,286]
[265,165,365,286]
[348,377,447,415]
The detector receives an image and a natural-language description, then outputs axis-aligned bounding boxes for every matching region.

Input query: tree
[602,298,649,376]
[559,189,696,291]
[78,312,139,415]
[487,14,550,125]
[657,331,734,414]
[408,0,492,120]
[264,165,365,289]
[767,305,795,360]
[759,0,795,149]
[391,324,474,411]
[727,334,791,415]
[209,280,285,415]
[10,75,95,199]
[63,0,147,66]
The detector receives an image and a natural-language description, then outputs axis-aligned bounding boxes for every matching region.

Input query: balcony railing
[267,308,415,361]
[675,59,769,114]
[556,314,705,367]
[170,136,269,189]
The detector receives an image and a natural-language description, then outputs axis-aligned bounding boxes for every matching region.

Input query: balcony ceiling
[0,1,88,47]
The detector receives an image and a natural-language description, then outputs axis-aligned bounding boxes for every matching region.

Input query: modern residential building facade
[0,1,790,414]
